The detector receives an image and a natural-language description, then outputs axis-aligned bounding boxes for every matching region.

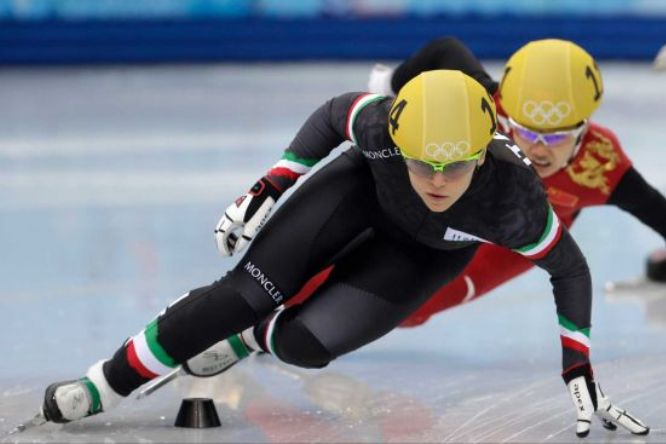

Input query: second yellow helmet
[499,39,603,130]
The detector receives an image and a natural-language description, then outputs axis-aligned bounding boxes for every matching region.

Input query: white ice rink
[1,62,665,443]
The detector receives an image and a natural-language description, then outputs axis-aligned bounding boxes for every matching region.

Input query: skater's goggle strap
[402,150,483,180]
[508,118,587,146]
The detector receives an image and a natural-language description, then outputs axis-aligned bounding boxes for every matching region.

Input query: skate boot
[136,328,263,399]
[367,63,394,95]
[183,331,256,377]
[42,360,123,423]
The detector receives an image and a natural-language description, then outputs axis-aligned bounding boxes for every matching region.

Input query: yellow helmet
[389,69,496,164]
[499,39,603,130]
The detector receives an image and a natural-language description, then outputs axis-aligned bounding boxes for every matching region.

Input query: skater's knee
[272,315,334,369]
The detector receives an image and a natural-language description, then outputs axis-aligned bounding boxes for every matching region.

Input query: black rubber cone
[174,398,221,428]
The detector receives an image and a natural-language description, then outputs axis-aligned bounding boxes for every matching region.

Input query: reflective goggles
[402,150,483,180]
[508,118,587,146]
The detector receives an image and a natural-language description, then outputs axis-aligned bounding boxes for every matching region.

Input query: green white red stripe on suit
[267,151,318,183]
[559,314,591,357]
[514,205,563,260]
[126,319,177,379]
[346,93,385,145]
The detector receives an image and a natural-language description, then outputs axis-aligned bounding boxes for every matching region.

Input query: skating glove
[646,248,666,282]
[214,177,283,256]
[563,364,649,437]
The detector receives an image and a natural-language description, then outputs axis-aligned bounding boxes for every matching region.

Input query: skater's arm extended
[608,167,666,281]
[608,166,666,240]
[512,201,649,438]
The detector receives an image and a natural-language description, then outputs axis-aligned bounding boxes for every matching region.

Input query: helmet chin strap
[564,121,589,167]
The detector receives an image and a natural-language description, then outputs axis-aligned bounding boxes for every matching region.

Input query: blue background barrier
[1,0,665,64]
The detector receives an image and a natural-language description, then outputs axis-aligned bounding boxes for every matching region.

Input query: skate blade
[604,278,666,296]
[136,367,183,400]
[7,411,47,435]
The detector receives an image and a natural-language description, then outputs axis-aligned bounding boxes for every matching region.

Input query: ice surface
[1,62,665,442]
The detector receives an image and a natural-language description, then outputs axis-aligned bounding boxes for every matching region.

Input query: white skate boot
[42,360,123,423]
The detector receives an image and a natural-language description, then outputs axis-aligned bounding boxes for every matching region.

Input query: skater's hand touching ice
[564,365,649,438]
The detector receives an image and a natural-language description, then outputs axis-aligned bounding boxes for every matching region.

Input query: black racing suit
[103,93,591,396]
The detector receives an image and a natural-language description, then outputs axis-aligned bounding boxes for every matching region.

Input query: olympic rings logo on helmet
[522,100,572,126]
[424,141,471,162]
